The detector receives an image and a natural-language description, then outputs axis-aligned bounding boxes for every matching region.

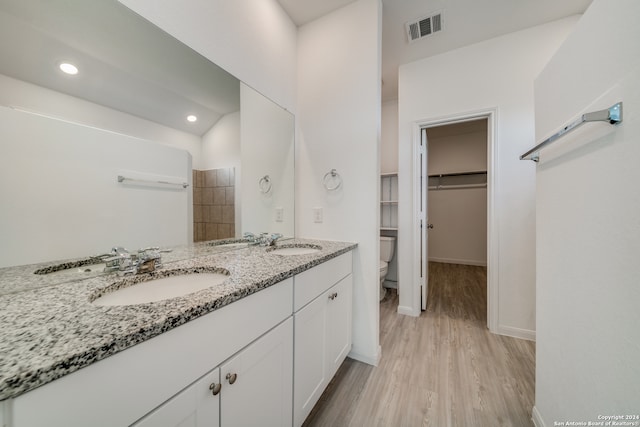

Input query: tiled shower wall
[193,168,235,242]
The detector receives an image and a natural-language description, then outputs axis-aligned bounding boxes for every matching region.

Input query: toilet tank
[380,236,396,262]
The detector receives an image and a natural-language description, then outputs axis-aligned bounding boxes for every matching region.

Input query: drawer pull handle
[226,372,238,384]
[209,382,222,396]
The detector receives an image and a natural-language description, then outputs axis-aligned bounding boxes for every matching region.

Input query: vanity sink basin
[92,270,230,306]
[268,245,322,256]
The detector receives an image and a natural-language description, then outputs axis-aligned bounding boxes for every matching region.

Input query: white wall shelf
[380,173,398,230]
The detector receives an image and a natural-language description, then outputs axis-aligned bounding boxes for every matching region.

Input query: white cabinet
[293,253,353,427]
[220,318,292,427]
[133,369,220,427]
[325,276,352,378]
[134,318,293,427]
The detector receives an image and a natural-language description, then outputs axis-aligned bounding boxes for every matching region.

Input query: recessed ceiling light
[59,62,78,75]
[186,115,198,123]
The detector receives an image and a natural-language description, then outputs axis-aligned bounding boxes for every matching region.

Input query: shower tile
[217,223,233,239]
[205,223,218,241]
[204,169,217,188]
[213,188,226,205]
[222,205,234,224]
[210,206,222,223]
[216,168,230,187]
[225,187,235,205]
[202,188,214,205]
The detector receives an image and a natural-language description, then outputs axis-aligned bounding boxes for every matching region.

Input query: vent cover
[406,11,443,43]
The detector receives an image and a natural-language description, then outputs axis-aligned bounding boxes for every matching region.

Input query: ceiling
[0,0,594,133]
[0,0,240,136]
[278,0,593,101]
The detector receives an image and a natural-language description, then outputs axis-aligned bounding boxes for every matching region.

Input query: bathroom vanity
[0,239,356,427]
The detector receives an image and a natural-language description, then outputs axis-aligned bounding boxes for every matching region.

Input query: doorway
[415,111,496,330]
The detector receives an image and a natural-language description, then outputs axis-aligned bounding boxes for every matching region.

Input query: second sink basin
[92,269,230,306]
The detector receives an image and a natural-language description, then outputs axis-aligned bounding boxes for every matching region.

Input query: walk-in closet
[426,119,487,266]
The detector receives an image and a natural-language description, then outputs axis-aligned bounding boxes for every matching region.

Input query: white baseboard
[497,325,536,341]
[428,257,487,266]
[348,345,381,366]
[531,406,545,427]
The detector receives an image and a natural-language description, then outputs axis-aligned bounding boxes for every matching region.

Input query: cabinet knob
[328,292,338,300]
[226,372,238,385]
[209,382,222,396]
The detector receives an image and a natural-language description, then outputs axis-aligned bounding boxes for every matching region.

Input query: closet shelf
[380,227,398,231]
[381,172,398,177]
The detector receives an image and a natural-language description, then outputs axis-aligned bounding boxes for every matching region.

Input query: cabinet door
[220,318,293,427]
[325,275,353,379]
[133,368,220,427]
[293,292,327,426]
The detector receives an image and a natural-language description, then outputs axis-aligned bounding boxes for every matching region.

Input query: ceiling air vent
[406,11,443,43]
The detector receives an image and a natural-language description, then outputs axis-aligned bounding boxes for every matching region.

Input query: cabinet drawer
[294,252,352,311]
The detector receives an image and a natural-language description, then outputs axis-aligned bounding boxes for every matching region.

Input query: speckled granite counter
[0,238,252,296]
[0,238,356,401]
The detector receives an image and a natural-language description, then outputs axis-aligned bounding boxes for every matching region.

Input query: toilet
[379,236,396,301]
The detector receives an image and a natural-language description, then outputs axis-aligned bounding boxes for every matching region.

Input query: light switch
[313,207,323,223]
[275,207,284,222]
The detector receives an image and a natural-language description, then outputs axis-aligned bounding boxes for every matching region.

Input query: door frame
[412,107,498,332]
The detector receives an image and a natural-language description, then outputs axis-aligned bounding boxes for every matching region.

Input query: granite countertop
[0,238,356,401]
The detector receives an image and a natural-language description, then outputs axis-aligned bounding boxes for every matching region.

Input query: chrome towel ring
[323,169,342,191]
[259,175,272,194]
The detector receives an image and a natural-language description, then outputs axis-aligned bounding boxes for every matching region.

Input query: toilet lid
[379,260,388,271]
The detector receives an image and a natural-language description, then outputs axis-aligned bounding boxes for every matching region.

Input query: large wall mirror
[0,0,294,269]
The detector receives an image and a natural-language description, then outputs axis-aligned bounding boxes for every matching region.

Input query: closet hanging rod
[520,102,623,162]
[427,171,486,178]
[428,183,487,191]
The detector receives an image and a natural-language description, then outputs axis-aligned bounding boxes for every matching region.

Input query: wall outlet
[275,207,284,222]
[313,207,323,223]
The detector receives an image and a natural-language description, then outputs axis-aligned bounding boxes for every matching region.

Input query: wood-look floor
[303,262,536,427]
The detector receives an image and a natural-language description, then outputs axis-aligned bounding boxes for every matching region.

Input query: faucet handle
[111,246,129,256]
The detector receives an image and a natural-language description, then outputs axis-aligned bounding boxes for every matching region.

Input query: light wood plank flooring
[303,262,536,427]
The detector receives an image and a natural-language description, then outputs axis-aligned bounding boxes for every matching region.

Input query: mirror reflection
[0,0,294,270]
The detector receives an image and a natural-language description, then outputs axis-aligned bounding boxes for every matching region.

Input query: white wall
[381,100,399,174]
[0,105,191,267]
[0,73,199,267]
[397,16,580,339]
[240,83,295,237]
[428,188,487,266]
[533,0,640,425]
[201,111,240,171]
[118,0,297,113]
[0,73,202,162]
[297,0,382,365]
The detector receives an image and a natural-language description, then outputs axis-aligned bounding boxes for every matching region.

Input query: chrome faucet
[265,233,283,247]
[103,246,163,276]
